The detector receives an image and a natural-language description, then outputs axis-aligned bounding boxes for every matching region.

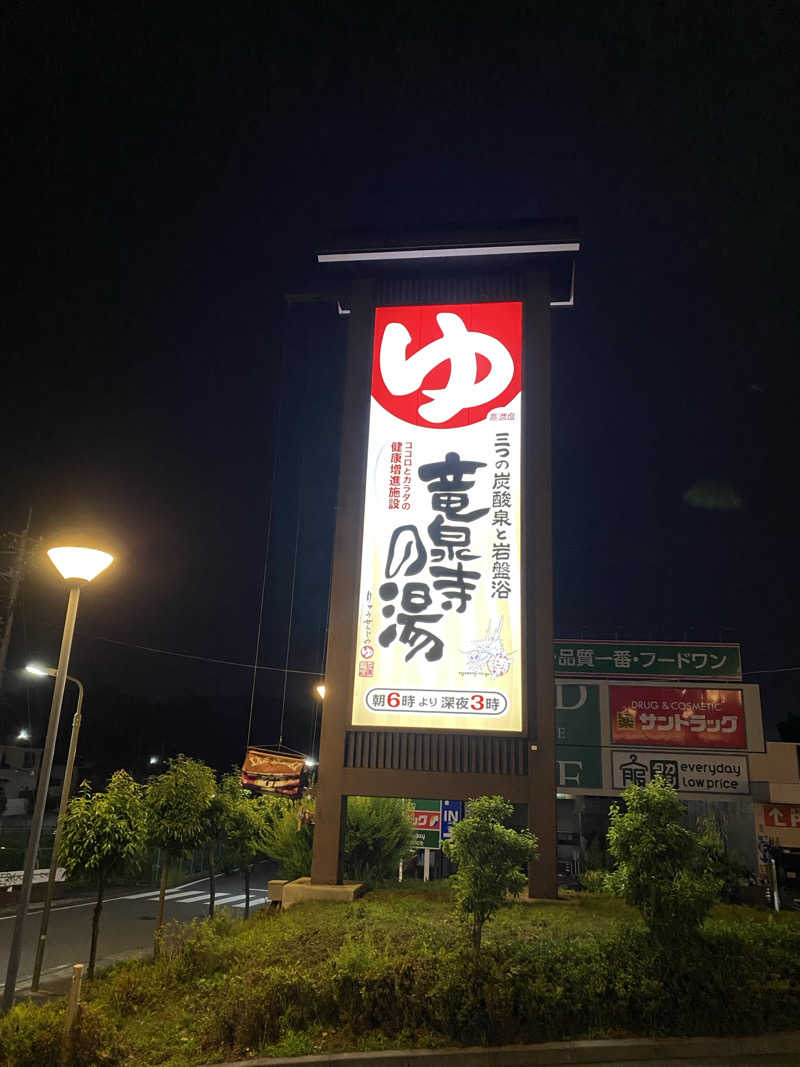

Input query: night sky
[2,4,798,776]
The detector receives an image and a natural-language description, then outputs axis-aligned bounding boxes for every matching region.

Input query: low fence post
[61,963,83,1062]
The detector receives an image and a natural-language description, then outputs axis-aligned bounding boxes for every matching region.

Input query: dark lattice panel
[344,731,528,775]
[375,274,523,306]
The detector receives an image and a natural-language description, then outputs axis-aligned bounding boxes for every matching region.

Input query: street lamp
[2,545,112,1012]
[24,663,85,992]
[315,684,326,700]
[16,728,30,742]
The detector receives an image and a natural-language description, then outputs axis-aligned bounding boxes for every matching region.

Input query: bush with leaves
[443,794,538,950]
[343,796,415,884]
[583,834,612,871]
[263,795,416,885]
[607,776,720,945]
[697,815,751,903]
[0,998,116,1067]
[579,869,608,893]
[262,797,312,879]
[60,771,146,978]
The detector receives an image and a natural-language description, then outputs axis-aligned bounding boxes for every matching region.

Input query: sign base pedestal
[283,877,367,910]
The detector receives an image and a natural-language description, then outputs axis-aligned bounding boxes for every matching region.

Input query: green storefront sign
[556,745,603,790]
[553,641,741,681]
[411,799,442,848]
[555,683,600,746]
[554,684,603,788]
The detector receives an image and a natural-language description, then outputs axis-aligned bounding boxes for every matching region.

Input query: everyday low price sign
[612,750,749,795]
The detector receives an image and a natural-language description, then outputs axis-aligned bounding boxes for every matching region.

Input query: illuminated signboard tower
[311,222,579,897]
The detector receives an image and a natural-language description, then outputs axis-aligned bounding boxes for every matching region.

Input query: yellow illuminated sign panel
[351,302,523,733]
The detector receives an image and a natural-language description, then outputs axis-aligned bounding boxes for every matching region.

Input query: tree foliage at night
[443,794,538,950]
[607,776,721,944]
[145,755,216,944]
[60,770,146,978]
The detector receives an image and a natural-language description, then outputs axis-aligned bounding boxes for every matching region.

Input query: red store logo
[372,302,522,429]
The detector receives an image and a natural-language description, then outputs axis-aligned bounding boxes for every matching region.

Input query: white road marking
[0,876,223,920]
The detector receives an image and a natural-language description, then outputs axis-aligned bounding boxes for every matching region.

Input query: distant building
[0,743,74,818]
[750,742,800,884]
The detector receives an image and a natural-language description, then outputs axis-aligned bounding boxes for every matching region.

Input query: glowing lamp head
[17,729,31,742]
[25,664,52,677]
[315,684,326,700]
[47,547,113,582]
[304,757,317,768]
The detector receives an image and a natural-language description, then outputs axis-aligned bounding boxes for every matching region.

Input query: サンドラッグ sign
[352,303,523,732]
[553,641,741,680]
[611,750,749,794]
[610,687,747,749]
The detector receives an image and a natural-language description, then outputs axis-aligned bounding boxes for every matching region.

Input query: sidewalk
[16,947,150,1003]
[209,1032,800,1067]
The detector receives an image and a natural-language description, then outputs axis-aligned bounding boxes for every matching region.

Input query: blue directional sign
[440,800,463,842]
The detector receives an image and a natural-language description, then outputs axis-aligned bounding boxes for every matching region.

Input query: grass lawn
[2,884,799,1066]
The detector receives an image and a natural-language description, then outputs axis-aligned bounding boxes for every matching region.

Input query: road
[0,864,276,993]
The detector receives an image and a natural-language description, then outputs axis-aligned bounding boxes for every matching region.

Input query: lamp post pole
[30,674,84,992]
[2,584,81,1012]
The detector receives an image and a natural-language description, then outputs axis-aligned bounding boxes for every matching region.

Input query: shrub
[606,776,720,945]
[697,816,751,903]
[264,796,415,884]
[583,835,612,871]
[66,1003,118,1065]
[578,869,607,893]
[0,999,117,1067]
[195,917,800,1053]
[344,796,415,884]
[263,801,314,879]
[0,1000,63,1067]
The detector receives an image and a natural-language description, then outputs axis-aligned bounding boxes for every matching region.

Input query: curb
[208,1031,800,1067]
[15,948,151,1003]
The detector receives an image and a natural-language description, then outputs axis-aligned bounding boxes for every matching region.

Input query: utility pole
[0,508,32,689]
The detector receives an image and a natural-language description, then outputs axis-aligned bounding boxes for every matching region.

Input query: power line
[247,356,284,749]
[278,504,301,748]
[743,666,800,676]
[91,634,321,676]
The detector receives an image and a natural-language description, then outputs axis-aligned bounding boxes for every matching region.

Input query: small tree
[203,772,232,918]
[606,776,720,944]
[216,773,277,917]
[145,755,216,946]
[59,771,146,978]
[443,795,538,951]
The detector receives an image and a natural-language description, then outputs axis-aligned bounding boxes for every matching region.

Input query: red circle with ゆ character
[372,302,522,430]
